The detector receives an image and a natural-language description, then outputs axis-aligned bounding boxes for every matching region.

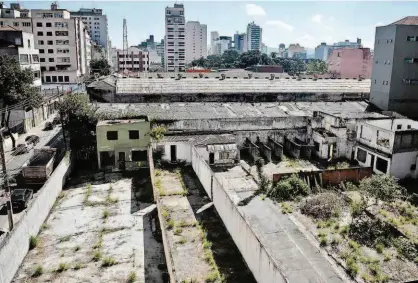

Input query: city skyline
[11,1,418,51]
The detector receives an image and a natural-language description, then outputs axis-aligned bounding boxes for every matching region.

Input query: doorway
[118,152,126,170]
[369,153,375,170]
[170,145,177,162]
[209,152,215,165]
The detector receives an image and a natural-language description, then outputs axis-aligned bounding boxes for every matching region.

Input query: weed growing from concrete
[59,235,71,242]
[29,235,39,250]
[197,223,222,281]
[73,262,86,270]
[167,219,175,230]
[280,202,293,214]
[93,234,103,249]
[41,223,50,231]
[56,263,69,273]
[83,183,92,205]
[176,236,187,245]
[174,227,183,236]
[32,265,43,277]
[176,168,188,196]
[92,250,102,261]
[102,209,110,220]
[73,245,81,252]
[155,169,161,177]
[205,271,220,283]
[127,271,137,283]
[101,256,118,267]
[101,227,127,234]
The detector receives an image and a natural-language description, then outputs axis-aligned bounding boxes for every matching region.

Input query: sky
[12,1,418,51]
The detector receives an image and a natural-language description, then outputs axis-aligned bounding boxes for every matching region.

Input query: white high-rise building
[164,4,185,72]
[185,21,207,63]
[210,31,219,55]
[70,8,110,62]
[0,2,91,84]
[247,22,262,51]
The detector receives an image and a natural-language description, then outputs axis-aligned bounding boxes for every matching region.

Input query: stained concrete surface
[12,172,165,283]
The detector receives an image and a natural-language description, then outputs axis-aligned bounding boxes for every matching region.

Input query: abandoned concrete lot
[12,171,165,283]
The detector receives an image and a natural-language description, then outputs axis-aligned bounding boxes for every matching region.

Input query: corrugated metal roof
[160,134,236,145]
[115,77,371,95]
[207,144,237,152]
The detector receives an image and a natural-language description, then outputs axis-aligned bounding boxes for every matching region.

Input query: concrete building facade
[0,26,41,86]
[213,36,232,55]
[333,38,362,48]
[234,32,247,53]
[210,31,219,55]
[116,47,149,72]
[185,21,207,63]
[164,4,185,72]
[247,22,262,51]
[370,16,418,117]
[314,42,331,61]
[328,47,373,78]
[287,44,307,59]
[0,3,91,84]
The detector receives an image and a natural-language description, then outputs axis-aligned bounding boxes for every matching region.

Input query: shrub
[32,265,43,277]
[127,271,137,283]
[102,209,110,219]
[102,256,118,267]
[74,262,84,270]
[174,227,182,236]
[267,174,309,201]
[393,237,418,261]
[29,235,39,250]
[167,219,175,229]
[92,250,102,261]
[56,263,69,273]
[375,243,385,254]
[301,192,343,219]
[346,257,359,277]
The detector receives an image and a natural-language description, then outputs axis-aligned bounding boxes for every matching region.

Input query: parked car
[11,189,33,209]
[44,122,55,131]
[52,116,61,125]
[25,135,40,146]
[14,143,29,155]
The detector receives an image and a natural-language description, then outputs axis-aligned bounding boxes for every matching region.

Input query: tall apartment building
[370,17,418,117]
[116,47,149,73]
[213,36,232,55]
[164,4,185,72]
[185,21,207,63]
[234,32,247,53]
[287,44,307,59]
[156,39,164,65]
[333,38,362,49]
[247,22,262,51]
[0,3,91,84]
[315,42,332,61]
[328,47,373,78]
[0,26,41,87]
[210,31,219,55]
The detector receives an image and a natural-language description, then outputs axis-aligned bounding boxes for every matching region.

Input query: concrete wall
[191,146,213,199]
[390,152,418,179]
[0,154,72,283]
[322,167,372,186]
[355,145,392,175]
[153,142,193,163]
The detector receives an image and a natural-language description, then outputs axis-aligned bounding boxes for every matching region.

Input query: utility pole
[0,129,13,231]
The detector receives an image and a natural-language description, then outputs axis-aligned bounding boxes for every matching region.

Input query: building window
[48,58,54,62]
[405,58,418,63]
[375,157,388,173]
[39,49,45,54]
[22,22,31,27]
[402,79,418,85]
[46,32,52,36]
[49,67,55,71]
[46,22,52,27]
[13,22,19,27]
[38,40,44,45]
[57,49,70,54]
[32,54,39,63]
[107,131,118,140]
[407,125,412,129]
[57,57,70,63]
[58,76,63,82]
[27,39,30,48]
[64,76,69,82]
[40,58,45,62]
[48,49,53,53]
[56,40,69,45]
[36,22,42,27]
[356,148,367,163]
[397,124,402,130]
[45,76,51,83]
[128,130,139,140]
[407,36,418,42]
[410,164,416,171]
[41,66,46,71]
[55,31,68,36]
[51,76,57,83]
[37,31,43,36]
[55,22,68,28]
[132,150,147,161]
[19,54,29,64]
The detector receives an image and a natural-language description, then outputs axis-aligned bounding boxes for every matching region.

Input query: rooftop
[116,77,371,95]
[160,134,236,145]
[97,119,148,126]
[390,16,418,25]
[364,118,418,131]
[96,102,372,121]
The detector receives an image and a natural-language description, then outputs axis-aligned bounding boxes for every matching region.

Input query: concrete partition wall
[191,146,212,199]
[0,154,72,283]
[211,176,286,283]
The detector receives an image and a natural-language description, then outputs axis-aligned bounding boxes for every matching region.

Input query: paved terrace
[116,77,371,95]
[96,101,370,121]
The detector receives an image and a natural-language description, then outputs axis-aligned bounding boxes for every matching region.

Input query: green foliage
[90,58,111,76]
[29,235,39,250]
[92,250,102,261]
[127,271,137,283]
[306,59,328,75]
[101,256,118,267]
[375,243,385,254]
[301,193,342,219]
[32,265,43,277]
[393,237,418,261]
[280,202,293,214]
[359,175,405,204]
[149,126,167,141]
[346,257,359,277]
[56,262,69,273]
[267,174,309,201]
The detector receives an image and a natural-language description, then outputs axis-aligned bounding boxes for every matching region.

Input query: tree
[191,57,207,67]
[0,55,42,148]
[237,50,262,68]
[306,59,328,75]
[90,59,111,76]
[289,59,306,76]
[270,52,278,59]
[221,50,240,68]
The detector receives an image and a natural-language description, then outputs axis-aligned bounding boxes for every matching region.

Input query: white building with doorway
[355,119,418,179]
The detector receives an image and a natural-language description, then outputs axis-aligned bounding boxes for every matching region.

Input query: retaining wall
[0,153,72,283]
[191,146,213,199]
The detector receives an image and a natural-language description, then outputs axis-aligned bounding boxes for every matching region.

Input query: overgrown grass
[73,245,81,252]
[197,223,222,281]
[56,262,69,273]
[41,223,50,230]
[32,265,43,277]
[83,183,92,205]
[280,202,293,214]
[101,256,118,267]
[29,235,39,250]
[92,250,102,261]
[102,209,110,220]
[59,235,71,242]
[176,236,187,245]
[174,227,183,236]
[127,271,137,283]
[73,262,86,270]
[167,219,175,230]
